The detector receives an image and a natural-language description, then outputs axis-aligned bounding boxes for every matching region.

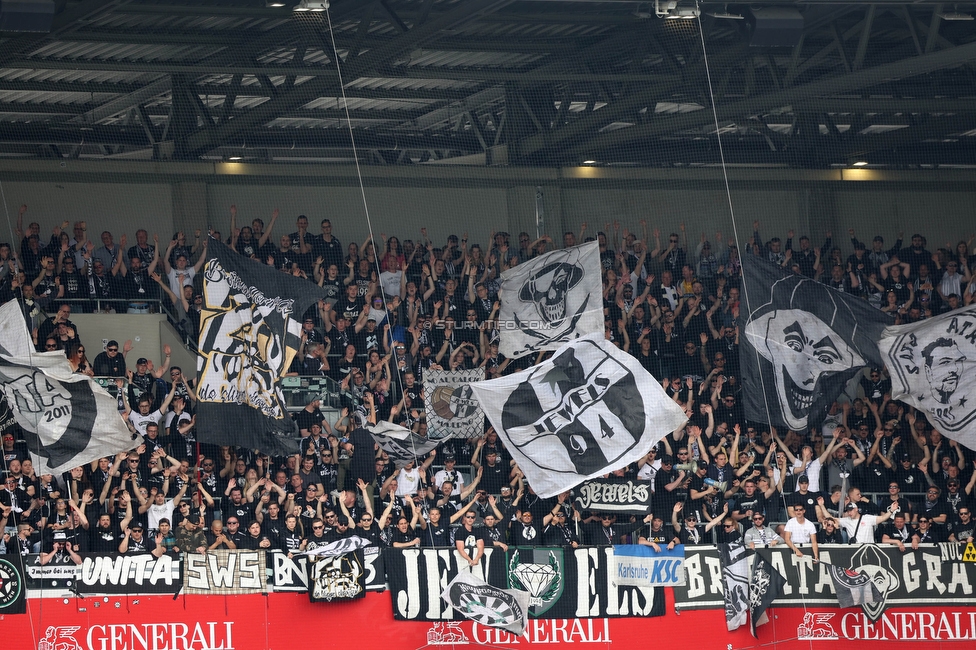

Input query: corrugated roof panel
[27,42,222,63]
[346,77,479,92]
[404,51,545,68]
[303,97,438,111]
[266,117,399,129]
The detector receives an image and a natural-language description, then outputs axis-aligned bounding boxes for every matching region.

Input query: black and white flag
[307,549,366,602]
[498,241,602,359]
[718,540,751,632]
[749,551,785,638]
[880,305,976,447]
[299,535,370,558]
[368,421,439,465]
[424,369,485,441]
[741,258,891,431]
[441,570,530,636]
[196,239,327,456]
[826,563,882,609]
[0,300,135,475]
[470,334,687,498]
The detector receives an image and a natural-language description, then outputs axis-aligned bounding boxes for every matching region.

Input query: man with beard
[921,338,965,406]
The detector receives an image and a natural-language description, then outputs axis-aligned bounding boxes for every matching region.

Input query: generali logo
[38,622,235,650]
[427,619,611,646]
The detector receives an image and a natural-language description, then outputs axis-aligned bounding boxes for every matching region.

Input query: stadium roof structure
[0,0,973,168]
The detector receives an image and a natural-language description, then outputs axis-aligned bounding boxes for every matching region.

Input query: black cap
[136,357,148,365]
[442,453,455,461]
[129,521,145,530]
[900,453,911,461]
[797,475,810,483]
[661,454,674,464]
[845,503,858,512]
[186,514,201,525]
[696,460,708,470]
[107,340,119,348]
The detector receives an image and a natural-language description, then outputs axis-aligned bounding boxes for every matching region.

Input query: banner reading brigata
[675,543,976,621]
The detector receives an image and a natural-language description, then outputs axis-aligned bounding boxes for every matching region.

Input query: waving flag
[718,541,751,632]
[196,239,326,456]
[0,300,135,475]
[749,551,786,638]
[471,334,686,498]
[498,241,602,359]
[826,563,882,609]
[880,305,976,447]
[424,369,485,441]
[441,570,530,636]
[741,258,891,430]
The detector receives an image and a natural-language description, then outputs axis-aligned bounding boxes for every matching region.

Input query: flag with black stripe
[195,239,327,456]
[749,551,786,638]
[0,300,135,476]
[741,257,891,431]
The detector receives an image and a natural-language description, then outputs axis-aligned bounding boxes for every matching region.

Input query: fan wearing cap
[832,499,892,544]
[785,475,819,519]
[893,446,929,494]
[127,345,172,410]
[93,339,133,377]
[128,379,177,438]
[639,513,679,551]
[39,531,82,566]
[119,520,164,557]
[433,453,465,492]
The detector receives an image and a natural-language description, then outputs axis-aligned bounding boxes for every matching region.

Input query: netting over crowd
[2,206,975,566]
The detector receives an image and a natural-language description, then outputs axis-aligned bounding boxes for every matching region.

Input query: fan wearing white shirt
[128,382,177,437]
[783,504,819,562]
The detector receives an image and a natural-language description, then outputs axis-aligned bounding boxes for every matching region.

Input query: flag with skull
[497,241,602,359]
[470,334,687,498]
[879,304,976,447]
[741,258,891,431]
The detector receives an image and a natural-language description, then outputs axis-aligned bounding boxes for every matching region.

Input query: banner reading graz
[77,553,181,594]
[675,543,976,621]
[385,546,664,621]
[574,479,652,515]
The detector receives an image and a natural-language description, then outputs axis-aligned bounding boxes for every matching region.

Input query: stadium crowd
[2,203,976,565]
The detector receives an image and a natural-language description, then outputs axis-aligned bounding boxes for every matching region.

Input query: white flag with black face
[441,570,530,637]
[0,300,135,475]
[879,305,976,447]
[741,258,891,431]
[498,241,602,359]
[470,334,687,498]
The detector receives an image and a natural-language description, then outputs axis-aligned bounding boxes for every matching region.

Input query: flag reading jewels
[195,239,327,456]
[470,334,687,498]
[879,305,976,448]
[0,300,134,475]
[497,241,602,359]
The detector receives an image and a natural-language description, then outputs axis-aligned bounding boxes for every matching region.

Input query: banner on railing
[78,553,182,594]
[182,550,267,595]
[385,546,664,621]
[613,544,685,587]
[573,479,652,515]
[307,550,367,602]
[675,543,976,621]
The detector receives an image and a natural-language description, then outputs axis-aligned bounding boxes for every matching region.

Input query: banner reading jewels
[386,546,664,621]
[674,543,976,621]
[574,480,652,515]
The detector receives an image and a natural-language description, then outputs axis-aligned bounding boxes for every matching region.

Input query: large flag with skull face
[879,305,976,447]
[0,300,135,475]
[195,239,327,456]
[740,258,891,431]
[497,241,602,359]
[470,333,687,498]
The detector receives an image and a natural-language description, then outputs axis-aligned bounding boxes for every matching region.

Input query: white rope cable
[317,9,430,541]
[695,11,813,645]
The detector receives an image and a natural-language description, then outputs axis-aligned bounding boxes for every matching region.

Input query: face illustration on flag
[880,305,976,445]
[498,241,602,359]
[742,263,889,431]
[471,334,687,498]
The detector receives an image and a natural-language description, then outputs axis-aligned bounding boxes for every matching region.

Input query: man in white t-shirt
[836,502,892,544]
[783,504,819,561]
[433,454,465,492]
[128,382,177,436]
[140,466,189,532]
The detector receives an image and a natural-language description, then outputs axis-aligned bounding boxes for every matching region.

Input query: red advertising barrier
[3,590,975,649]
